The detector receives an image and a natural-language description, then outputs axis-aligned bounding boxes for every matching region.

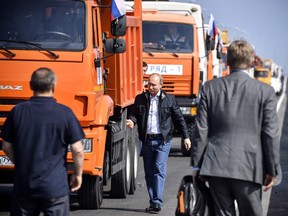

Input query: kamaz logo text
[0,85,23,90]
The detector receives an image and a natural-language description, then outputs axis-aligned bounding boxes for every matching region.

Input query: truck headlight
[180,107,197,116]
[180,107,190,115]
[68,139,92,152]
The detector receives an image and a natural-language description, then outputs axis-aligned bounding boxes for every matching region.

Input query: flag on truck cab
[208,14,218,40]
[111,0,126,21]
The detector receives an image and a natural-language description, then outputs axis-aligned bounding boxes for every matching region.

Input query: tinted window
[0,0,85,51]
[143,21,193,53]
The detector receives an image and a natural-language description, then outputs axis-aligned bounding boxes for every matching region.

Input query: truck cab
[126,1,208,155]
[0,0,142,209]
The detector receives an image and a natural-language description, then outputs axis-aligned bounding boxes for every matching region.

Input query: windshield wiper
[143,48,155,56]
[144,45,179,57]
[168,51,179,57]
[0,40,59,59]
[0,45,16,57]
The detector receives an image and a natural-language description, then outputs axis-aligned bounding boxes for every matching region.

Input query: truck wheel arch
[94,95,114,125]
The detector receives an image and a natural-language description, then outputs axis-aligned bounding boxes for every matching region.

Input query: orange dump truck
[126,3,202,156]
[126,1,210,156]
[0,0,142,209]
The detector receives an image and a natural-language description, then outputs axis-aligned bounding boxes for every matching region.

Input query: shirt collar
[30,96,55,102]
[150,91,161,99]
[230,69,249,74]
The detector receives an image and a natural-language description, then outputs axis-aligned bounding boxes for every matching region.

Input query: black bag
[175,175,214,216]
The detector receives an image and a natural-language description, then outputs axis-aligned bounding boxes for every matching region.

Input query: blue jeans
[142,137,171,207]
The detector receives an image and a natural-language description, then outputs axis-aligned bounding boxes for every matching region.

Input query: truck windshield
[263,62,271,70]
[0,0,85,51]
[254,70,268,78]
[143,22,193,53]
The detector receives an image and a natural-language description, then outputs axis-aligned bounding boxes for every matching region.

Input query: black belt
[147,134,162,139]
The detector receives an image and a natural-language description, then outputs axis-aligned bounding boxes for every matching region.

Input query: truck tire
[128,126,139,195]
[109,110,132,198]
[181,118,196,156]
[78,175,103,209]
[110,140,130,198]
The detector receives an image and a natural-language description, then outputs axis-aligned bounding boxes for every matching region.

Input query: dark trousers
[11,195,69,216]
[207,177,262,216]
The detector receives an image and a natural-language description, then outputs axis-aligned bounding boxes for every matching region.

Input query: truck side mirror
[209,39,216,51]
[105,38,126,53]
[200,70,203,82]
[111,15,126,36]
[206,38,211,51]
[217,50,222,59]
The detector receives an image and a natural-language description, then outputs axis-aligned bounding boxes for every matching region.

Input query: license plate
[146,64,183,75]
[0,156,13,166]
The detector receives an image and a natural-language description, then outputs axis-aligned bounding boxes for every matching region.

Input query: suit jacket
[192,70,280,185]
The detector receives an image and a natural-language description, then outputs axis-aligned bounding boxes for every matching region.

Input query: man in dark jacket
[127,73,191,213]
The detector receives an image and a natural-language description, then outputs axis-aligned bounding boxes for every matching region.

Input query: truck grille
[0,99,26,105]
[143,78,192,95]
[0,99,26,118]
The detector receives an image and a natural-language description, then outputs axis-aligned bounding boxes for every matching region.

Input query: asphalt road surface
[0,85,287,216]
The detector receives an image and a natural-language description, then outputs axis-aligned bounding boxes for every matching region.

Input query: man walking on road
[192,40,281,216]
[1,67,85,216]
[127,73,191,213]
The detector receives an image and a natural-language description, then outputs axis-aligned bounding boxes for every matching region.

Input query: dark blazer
[129,90,189,143]
[192,71,280,185]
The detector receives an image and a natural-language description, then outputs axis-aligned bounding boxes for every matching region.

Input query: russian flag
[111,0,126,21]
[208,14,219,40]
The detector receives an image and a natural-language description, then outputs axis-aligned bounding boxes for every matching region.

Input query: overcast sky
[172,0,288,74]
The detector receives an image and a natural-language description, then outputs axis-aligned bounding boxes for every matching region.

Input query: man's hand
[70,140,84,192]
[184,138,191,150]
[126,119,134,128]
[263,174,276,192]
[2,140,15,162]
[70,174,82,192]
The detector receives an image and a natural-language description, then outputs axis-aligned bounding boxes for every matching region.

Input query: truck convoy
[126,1,209,156]
[0,0,142,209]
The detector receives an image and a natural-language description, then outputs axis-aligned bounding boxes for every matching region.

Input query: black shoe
[153,204,161,212]
[145,205,155,212]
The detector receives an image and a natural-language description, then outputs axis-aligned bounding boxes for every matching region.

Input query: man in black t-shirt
[0,67,85,216]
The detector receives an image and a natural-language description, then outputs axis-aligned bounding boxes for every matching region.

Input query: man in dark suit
[192,40,281,216]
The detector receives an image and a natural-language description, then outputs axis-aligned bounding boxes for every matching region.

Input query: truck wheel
[78,175,103,209]
[128,126,139,195]
[181,118,196,156]
[110,139,130,198]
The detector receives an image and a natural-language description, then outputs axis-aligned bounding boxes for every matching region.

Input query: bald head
[30,67,56,95]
